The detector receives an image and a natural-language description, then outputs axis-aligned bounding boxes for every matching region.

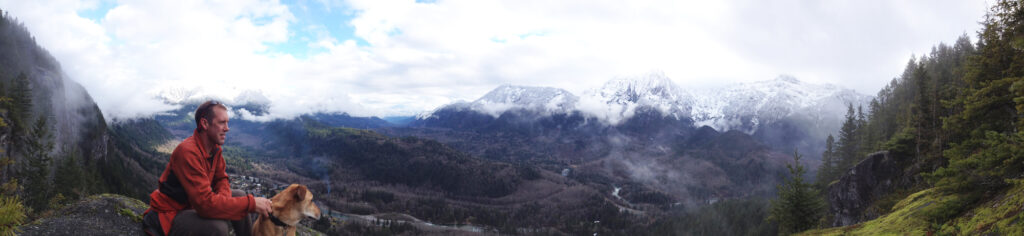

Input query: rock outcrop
[19,194,327,236]
[20,194,147,235]
[827,151,914,227]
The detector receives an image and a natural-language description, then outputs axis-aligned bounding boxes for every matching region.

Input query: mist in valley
[0,1,1010,235]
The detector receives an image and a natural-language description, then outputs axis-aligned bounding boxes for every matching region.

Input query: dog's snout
[305,202,322,220]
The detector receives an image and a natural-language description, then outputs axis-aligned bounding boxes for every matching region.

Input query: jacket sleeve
[171,148,255,220]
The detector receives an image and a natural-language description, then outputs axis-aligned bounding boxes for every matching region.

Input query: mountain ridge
[419,73,871,131]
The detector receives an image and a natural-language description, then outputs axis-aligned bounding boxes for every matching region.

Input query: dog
[253,184,322,236]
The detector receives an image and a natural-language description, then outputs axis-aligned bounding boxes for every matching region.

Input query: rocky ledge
[20,194,147,235]
[827,151,916,227]
[19,194,325,236]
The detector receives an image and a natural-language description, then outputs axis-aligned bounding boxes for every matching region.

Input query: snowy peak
[233,90,272,106]
[578,71,693,122]
[420,73,871,132]
[156,87,202,105]
[592,71,689,105]
[475,85,577,108]
[453,85,579,118]
[690,75,871,132]
[155,87,273,107]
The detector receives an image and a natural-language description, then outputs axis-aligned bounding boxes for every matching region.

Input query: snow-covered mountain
[417,85,578,119]
[155,87,273,106]
[690,75,871,133]
[418,73,871,134]
[578,71,693,124]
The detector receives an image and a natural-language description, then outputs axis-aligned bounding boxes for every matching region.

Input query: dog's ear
[294,184,308,201]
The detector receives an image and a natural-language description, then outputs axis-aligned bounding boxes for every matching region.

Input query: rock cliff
[827,151,915,227]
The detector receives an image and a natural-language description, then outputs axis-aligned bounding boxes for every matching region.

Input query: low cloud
[0,0,988,120]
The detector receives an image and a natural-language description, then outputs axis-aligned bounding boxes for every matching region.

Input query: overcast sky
[0,0,988,119]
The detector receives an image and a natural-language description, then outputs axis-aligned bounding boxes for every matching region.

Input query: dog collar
[268,213,290,227]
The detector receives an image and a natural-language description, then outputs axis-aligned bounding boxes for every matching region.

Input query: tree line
[771,0,1024,234]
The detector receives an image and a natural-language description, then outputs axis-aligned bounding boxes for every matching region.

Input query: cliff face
[0,10,167,200]
[827,151,915,227]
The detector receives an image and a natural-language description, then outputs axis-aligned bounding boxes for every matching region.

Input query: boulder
[827,151,914,227]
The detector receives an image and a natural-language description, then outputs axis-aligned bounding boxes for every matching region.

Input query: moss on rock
[801,180,1024,235]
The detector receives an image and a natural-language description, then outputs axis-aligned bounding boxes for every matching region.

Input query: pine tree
[855,105,874,157]
[0,110,25,236]
[7,73,30,157]
[817,134,837,185]
[9,73,30,123]
[54,147,86,202]
[769,150,825,235]
[21,116,53,212]
[836,104,859,171]
[911,62,932,158]
[928,0,1024,198]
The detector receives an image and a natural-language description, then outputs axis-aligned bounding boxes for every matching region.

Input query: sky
[0,0,989,120]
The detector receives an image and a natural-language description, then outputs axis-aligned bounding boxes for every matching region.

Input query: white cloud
[0,0,988,120]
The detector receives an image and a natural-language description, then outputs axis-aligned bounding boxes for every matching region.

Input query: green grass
[117,207,141,223]
[937,179,1024,235]
[800,180,1024,235]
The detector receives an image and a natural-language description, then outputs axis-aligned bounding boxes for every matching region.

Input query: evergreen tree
[856,105,873,157]
[836,104,859,171]
[931,0,1024,194]
[817,134,837,185]
[7,73,30,157]
[9,73,30,123]
[0,108,25,236]
[54,147,87,202]
[769,150,825,235]
[21,116,52,212]
[911,62,933,158]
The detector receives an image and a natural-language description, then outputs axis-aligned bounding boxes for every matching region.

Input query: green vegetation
[0,195,23,236]
[298,121,533,198]
[647,198,777,236]
[801,180,1024,235]
[816,134,838,186]
[804,0,1024,234]
[770,151,825,235]
[0,90,24,236]
[117,207,142,223]
[799,188,939,235]
[0,124,23,236]
[0,11,115,226]
[19,96,52,214]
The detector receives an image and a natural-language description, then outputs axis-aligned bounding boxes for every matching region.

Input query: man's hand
[254,197,273,218]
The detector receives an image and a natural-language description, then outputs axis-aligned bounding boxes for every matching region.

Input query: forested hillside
[772,1,1024,234]
[0,9,171,235]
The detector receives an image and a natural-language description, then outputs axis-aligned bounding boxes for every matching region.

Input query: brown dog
[253,184,322,236]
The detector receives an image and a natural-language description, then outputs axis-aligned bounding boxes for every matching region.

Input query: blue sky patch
[77,0,116,22]
[265,0,369,58]
[75,0,370,59]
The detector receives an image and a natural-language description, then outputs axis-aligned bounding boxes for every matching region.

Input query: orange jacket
[145,129,255,235]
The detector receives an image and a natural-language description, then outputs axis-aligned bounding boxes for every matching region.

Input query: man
[142,101,273,236]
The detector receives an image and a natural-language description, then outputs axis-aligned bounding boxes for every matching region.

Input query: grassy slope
[800,180,1024,235]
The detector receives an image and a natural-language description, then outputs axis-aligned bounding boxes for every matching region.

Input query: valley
[1,1,1018,235]
[119,73,854,234]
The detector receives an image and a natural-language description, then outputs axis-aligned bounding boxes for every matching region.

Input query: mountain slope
[580,71,693,123]
[413,73,870,158]
[0,10,169,201]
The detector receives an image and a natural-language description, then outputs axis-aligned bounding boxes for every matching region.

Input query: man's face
[203,107,230,146]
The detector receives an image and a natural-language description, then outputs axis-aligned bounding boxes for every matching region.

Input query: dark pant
[143,190,253,236]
